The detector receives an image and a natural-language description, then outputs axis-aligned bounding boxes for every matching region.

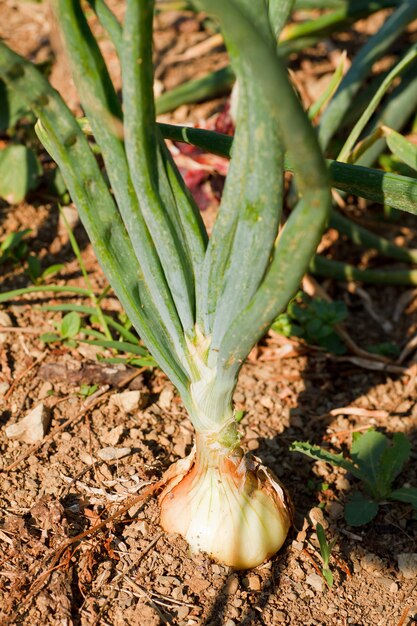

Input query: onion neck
[194,423,241,465]
[184,325,237,435]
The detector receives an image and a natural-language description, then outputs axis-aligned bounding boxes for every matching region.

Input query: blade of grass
[308,51,346,120]
[78,336,150,357]
[281,0,401,43]
[338,43,417,163]
[319,1,417,151]
[356,67,417,168]
[385,126,417,171]
[59,205,112,340]
[0,284,92,304]
[42,304,141,344]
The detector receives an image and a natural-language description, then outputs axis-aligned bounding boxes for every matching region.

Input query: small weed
[0,229,31,265]
[291,429,417,526]
[316,523,336,589]
[26,254,64,285]
[40,310,82,347]
[272,292,347,354]
[78,384,98,398]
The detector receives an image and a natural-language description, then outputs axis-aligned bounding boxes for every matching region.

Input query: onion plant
[0,0,332,568]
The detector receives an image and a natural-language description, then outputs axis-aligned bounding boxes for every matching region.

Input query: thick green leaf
[311,255,417,286]
[52,0,194,362]
[0,79,30,130]
[197,0,331,376]
[159,123,417,216]
[60,311,81,339]
[0,144,41,203]
[121,0,200,336]
[389,486,417,509]
[202,1,284,343]
[344,491,379,526]
[350,430,388,497]
[377,433,410,496]
[156,66,235,115]
[268,0,295,40]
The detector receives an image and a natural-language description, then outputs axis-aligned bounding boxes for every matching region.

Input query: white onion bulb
[159,436,292,570]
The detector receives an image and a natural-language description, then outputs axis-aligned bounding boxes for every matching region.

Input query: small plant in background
[26,254,64,285]
[40,310,82,347]
[316,522,336,589]
[291,429,417,526]
[0,229,31,265]
[272,292,347,354]
[0,143,42,204]
[78,383,99,398]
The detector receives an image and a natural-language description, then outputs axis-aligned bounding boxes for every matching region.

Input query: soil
[1,2,417,625]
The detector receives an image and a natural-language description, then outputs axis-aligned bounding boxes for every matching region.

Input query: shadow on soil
[200,344,417,626]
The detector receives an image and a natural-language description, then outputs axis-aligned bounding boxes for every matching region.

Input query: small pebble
[97,446,131,461]
[224,574,239,595]
[244,574,261,591]
[361,553,386,576]
[306,573,324,593]
[38,381,53,399]
[158,387,174,409]
[0,311,12,326]
[336,476,351,491]
[0,381,10,396]
[308,507,328,529]
[272,610,287,623]
[397,553,417,579]
[5,403,50,443]
[379,576,398,593]
[176,606,190,620]
[110,390,143,414]
[79,451,94,465]
[102,425,124,446]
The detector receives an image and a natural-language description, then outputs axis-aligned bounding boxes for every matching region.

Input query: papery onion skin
[159,435,292,570]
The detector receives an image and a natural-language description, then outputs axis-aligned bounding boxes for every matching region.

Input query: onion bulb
[159,433,292,570]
